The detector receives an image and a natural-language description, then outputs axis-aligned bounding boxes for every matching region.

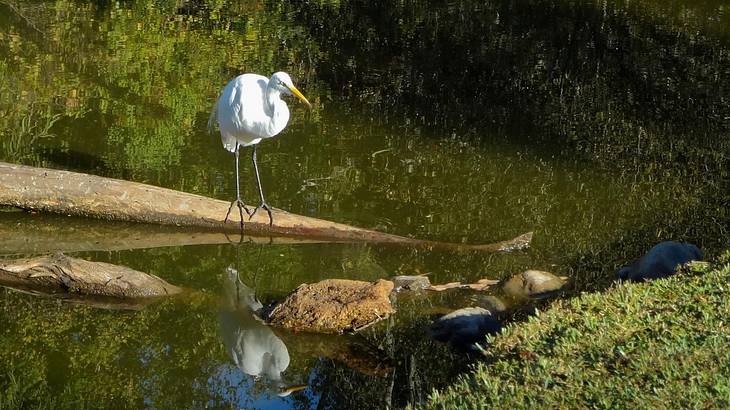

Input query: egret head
[270,72,312,108]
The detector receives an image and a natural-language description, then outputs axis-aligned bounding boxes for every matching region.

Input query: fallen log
[0,253,182,299]
[425,278,501,292]
[0,162,532,252]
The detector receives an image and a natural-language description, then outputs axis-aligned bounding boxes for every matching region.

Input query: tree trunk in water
[0,253,182,299]
[0,162,532,252]
[0,213,351,256]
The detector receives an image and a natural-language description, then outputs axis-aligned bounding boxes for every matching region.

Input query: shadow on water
[0,0,729,408]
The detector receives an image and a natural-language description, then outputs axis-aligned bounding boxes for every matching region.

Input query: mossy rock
[502,270,565,299]
[265,279,395,333]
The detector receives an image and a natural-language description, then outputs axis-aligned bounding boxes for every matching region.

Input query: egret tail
[207,98,218,134]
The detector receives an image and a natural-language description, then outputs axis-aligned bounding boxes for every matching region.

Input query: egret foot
[249,202,274,227]
[224,199,252,229]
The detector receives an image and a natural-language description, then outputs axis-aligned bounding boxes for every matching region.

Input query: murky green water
[1,0,728,408]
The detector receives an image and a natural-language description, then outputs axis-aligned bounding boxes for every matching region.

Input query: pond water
[1,0,728,408]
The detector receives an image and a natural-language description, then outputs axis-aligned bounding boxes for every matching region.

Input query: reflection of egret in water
[220,266,290,382]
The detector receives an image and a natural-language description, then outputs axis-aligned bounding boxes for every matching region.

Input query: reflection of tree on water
[219,266,290,384]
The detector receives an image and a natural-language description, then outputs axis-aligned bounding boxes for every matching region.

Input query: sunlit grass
[426,256,730,409]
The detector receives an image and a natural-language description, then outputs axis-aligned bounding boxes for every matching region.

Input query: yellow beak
[287,84,312,109]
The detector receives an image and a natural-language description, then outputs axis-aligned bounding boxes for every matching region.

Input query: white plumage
[220,267,290,381]
[208,72,311,227]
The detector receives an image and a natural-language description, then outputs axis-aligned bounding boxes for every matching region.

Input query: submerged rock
[265,279,395,334]
[502,270,566,299]
[430,307,502,351]
[474,294,508,314]
[391,275,431,291]
[616,241,703,282]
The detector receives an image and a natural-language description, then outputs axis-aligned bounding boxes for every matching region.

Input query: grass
[425,253,730,409]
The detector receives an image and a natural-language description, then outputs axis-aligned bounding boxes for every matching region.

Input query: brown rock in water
[502,270,566,299]
[265,279,395,334]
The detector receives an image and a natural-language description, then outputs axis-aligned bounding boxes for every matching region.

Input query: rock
[502,270,565,299]
[391,275,431,291]
[430,307,502,351]
[474,295,508,314]
[616,241,703,282]
[265,279,395,334]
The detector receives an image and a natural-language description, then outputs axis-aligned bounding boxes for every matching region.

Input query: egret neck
[265,86,290,138]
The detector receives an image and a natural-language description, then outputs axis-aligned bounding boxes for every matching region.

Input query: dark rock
[265,279,395,334]
[502,270,566,299]
[616,241,703,281]
[430,307,502,351]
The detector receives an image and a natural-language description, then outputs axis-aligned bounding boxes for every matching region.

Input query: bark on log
[0,162,532,252]
[0,253,182,298]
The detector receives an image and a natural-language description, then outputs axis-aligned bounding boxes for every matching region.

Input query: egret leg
[224,144,251,229]
[248,144,273,226]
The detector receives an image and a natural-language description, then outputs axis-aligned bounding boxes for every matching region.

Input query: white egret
[220,267,290,381]
[209,72,311,227]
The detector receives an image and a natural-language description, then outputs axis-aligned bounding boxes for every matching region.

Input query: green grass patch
[425,258,730,409]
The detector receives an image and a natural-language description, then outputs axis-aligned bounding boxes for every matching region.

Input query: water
[1,0,728,408]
